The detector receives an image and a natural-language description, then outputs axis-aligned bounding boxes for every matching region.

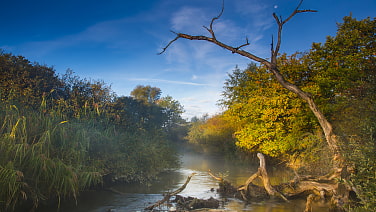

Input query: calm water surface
[37,151,329,212]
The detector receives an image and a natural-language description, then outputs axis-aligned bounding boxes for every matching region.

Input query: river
[37,150,330,212]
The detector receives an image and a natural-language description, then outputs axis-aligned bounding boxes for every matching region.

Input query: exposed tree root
[238,153,289,202]
[304,194,316,212]
[208,153,355,211]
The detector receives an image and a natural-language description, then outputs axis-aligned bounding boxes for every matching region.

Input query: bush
[344,126,376,211]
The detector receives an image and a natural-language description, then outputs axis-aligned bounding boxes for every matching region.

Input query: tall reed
[0,104,102,211]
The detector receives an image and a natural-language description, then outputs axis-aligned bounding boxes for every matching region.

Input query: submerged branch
[145,172,196,211]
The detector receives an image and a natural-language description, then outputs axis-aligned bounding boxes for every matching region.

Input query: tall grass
[0,104,102,211]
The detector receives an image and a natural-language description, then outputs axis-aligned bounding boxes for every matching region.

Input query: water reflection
[37,151,329,212]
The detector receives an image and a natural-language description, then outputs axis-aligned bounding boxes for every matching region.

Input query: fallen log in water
[145,172,196,211]
[172,195,219,210]
[145,172,220,212]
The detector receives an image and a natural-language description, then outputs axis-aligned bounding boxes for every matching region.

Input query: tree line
[0,52,187,211]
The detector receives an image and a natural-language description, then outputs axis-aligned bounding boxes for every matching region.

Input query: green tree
[58,69,115,119]
[130,85,161,104]
[111,96,163,130]
[156,95,185,128]
[309,16,375,101]
[112,87,185,132]
[221,63,319,158]
[186,114,237,153]
[307,16,376,125]
[0,51,63,108]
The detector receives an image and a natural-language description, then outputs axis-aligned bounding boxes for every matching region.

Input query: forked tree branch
[159,0,315,96]
[160,0,316,68]
[203,0,224,39]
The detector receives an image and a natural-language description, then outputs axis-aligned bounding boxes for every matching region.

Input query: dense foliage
[0,52,185,211]
[221,63,320,158]
[186,114,237,153]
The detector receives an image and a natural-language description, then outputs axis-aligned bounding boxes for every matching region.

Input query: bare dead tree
[160,0,344,170]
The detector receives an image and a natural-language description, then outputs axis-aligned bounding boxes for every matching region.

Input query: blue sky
[1,0,375,119]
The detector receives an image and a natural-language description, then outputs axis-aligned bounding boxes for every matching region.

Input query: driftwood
[208,153,350,211]
[145,172,196,211]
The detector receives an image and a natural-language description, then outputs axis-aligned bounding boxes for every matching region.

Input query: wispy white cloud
[179,88,224,119]
[164,41,192,65]
[233,0,275,29]
[171,7,209,34]
[165,0,273,66]
[129,78,210,86]
[234,0,268,15]
[163,1,277,118]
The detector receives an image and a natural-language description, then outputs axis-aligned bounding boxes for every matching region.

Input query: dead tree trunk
[268,66,344,170]
[159,0,344,169]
